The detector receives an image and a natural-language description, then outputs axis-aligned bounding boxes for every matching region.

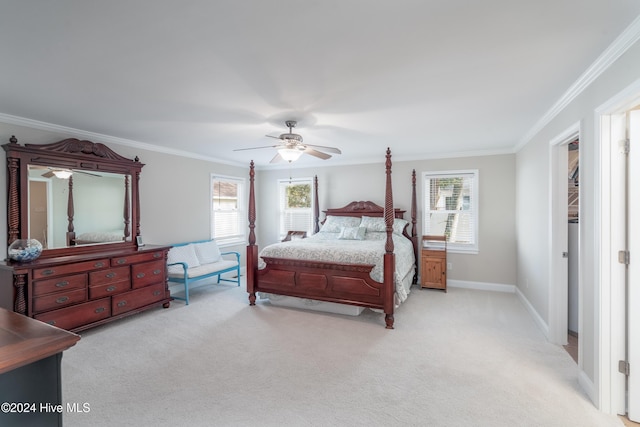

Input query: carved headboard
[323,201,406,219]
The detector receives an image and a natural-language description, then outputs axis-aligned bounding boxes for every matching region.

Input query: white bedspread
[258,231,415,304]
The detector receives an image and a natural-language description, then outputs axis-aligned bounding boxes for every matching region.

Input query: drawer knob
[136,272,146,279]
[116,258,126,264]
[153,269,161,275]
[47,320,56,326]
[56,296,69,304]
[95,307,105,313]
[153,290,161,296]
[94,262,105,268]
[153,253,161,258]
[55,281,69,288]
[117,301,127,307]
[42,269,55,276]
[106,286,117,292]
[106,272,116,279]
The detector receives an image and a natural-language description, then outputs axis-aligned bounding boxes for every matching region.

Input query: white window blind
[211,175,246,245]
[423,170,478,253]
[278,178,313,240]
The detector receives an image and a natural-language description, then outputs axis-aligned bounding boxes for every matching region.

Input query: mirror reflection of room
[27,165,130,249]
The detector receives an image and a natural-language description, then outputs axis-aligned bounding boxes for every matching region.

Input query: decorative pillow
[167,244,201,274]
[320,215,362,233]
[393,218,409,235]
[360,216,387,232]
[338,226,366,240]
[193,240,222,264]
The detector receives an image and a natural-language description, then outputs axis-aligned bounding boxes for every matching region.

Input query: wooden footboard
[246,149,413,329]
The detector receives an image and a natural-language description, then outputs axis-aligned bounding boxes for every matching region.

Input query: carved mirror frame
[3,136,144,259]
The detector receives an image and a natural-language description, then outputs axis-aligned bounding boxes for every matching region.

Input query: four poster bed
[246,148,418,329]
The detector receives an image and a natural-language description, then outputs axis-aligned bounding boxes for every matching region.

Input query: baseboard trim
[578,369,597,405]
[515,287,550,340]
[448,279,516,293]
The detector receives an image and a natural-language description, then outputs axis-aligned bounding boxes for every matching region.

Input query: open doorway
[549,123,580,349]
[565,138,579,363]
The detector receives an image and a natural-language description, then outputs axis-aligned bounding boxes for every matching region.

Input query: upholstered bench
[166,239,240,305]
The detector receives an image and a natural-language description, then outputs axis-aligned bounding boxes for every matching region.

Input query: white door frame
[595,77,640,414]
[549,122,581,347]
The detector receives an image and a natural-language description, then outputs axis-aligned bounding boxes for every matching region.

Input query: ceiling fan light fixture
[278,147,303,162]
[52,169,73,179]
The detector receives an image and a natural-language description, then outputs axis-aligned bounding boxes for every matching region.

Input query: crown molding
[515,14,640,152]
[0,112,246,167]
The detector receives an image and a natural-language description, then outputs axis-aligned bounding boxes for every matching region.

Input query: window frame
[210,173,246,247]
[422,169,479,254]
[277,177,315,241]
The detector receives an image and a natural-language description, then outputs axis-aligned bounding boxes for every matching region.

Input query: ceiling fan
[40,167,100,179]
[233,120,342,163]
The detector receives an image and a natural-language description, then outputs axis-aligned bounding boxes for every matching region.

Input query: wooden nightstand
[421,235,447,292]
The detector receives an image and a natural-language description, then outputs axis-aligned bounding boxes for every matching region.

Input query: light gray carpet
[61,279,623,427]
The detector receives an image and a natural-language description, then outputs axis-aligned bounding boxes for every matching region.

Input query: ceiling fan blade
[233,145,278,152]
[265,135,282,140]
[270,153,285,163]
[304,144,341,154]
[304,148,332,160]
[75,170,102,177]
[42,171,54,178]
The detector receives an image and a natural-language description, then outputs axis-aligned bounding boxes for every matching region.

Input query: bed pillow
[320,215,362,233]
[193,240,222,264]
[338,226,366,240]
[393,218,409,235]
[167,244,201,274]
[360,216,387,232]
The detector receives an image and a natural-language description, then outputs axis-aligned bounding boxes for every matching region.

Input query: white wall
[515,35,640,395]
[257,153,516,286]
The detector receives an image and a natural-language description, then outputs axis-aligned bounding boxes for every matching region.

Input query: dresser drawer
[33,258,110,280]
[89,266,131,287]
[33,288,87,313]
[89,280,132,299]
[112,283,166,316]
[111,250,165,267]
[33,274,87,297]
[35,298,111,330]
[131,260,165,289]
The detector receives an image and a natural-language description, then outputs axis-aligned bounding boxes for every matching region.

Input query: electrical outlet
[447,263,452,271]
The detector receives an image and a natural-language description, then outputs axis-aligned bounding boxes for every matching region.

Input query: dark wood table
[0,307,80,426]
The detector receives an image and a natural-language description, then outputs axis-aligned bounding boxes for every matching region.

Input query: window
[422,170,478,253]
[211,174,246,246]
[278,178,314,240]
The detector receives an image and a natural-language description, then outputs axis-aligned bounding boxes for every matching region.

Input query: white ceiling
[1,1,640,168]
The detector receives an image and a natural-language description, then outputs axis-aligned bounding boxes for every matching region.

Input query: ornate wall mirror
[3,136,143,258]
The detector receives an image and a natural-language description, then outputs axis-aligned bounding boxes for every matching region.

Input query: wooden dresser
[420,235,447,292]
[0,245,171,332]
[1,136,172,332]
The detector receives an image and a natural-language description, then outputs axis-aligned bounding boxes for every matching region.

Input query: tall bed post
[411,169,418,284]
[313,175,320,234]
[66,175,75,246]
[383,148,395,329]
[247,160,257,305]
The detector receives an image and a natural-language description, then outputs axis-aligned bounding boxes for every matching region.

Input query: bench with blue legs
[167,239,240,305]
